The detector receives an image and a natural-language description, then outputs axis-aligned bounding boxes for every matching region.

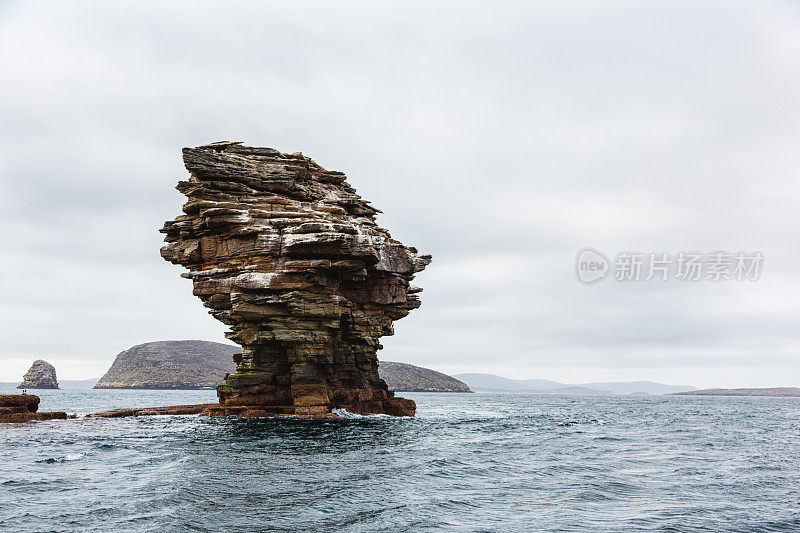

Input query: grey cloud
[1,0,799,387]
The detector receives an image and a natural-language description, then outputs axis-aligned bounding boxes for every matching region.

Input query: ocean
[2,388,800,532]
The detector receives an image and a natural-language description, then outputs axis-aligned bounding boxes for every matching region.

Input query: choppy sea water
[2,388,800,532]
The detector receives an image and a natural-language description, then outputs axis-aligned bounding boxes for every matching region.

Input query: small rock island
[159,142,431,417]
[18,360,59,389]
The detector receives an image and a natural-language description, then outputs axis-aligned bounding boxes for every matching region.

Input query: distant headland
[94,340,238,390]
[674,387,800,397]
[380,362,471,392]
[90,340,471,393]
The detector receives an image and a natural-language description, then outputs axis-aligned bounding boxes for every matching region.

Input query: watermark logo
[576,248,609,284]
[577,250,763,283]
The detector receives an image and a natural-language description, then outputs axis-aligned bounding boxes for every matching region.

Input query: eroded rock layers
[161,143,430,417]
[18,360,59,389]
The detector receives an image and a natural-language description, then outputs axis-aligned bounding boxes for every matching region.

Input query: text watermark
[576,249,763,284]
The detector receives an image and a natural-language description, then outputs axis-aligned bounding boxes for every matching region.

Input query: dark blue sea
[2,388,800,532]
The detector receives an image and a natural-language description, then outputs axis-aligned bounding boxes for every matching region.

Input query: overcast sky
[1,0,799,387]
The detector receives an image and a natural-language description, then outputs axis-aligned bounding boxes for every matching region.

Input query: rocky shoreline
[85,404,216,418]
[0,394,71,423]
[85,404,338,418]
[1,391,407,422]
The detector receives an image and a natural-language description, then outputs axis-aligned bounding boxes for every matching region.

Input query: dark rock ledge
[84,403,339,418]
[0,394,71,423]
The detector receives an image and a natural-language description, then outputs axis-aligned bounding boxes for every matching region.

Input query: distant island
[674,387,800,397]
[59,378,100,389]
[454,373,696,395]
[91,340,471,393]
[379,362,471,392]
[18,359,59,389]
[95,340,238,389]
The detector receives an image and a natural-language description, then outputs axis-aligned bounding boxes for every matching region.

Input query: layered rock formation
[161,142,431,417]
[18,360,59,389]
[379,362,471,392]
[0,394,69,423]
[95,341,237,389]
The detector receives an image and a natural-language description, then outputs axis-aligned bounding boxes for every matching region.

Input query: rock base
[216,371,416,417]
[0,394,70,423]
[209,394,416,418]
[85,397,415,419]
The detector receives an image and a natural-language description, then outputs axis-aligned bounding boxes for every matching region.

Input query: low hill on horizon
[60,378,100,389]
[88,340,470,392]
[675,387,800,397]
[380,362,471,392]
[4,356,695,395]
[95,340,238,389]
[454,373,696,395]
[0,378,99,389]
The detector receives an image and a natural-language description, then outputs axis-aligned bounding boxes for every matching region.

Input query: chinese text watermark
[576,249,762,284]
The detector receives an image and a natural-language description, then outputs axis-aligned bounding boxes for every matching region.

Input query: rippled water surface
[2,388,800,532]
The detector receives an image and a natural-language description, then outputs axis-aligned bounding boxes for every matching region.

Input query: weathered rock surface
[94,341,238,389]
[18,360,59,389]
[86,404,216,418]
[0,394,69,423]
[379,362,471,392]
[161,142,430,417]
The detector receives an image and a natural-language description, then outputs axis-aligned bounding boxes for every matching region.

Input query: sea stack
[161,143,431,417]
[18,360,59,389]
